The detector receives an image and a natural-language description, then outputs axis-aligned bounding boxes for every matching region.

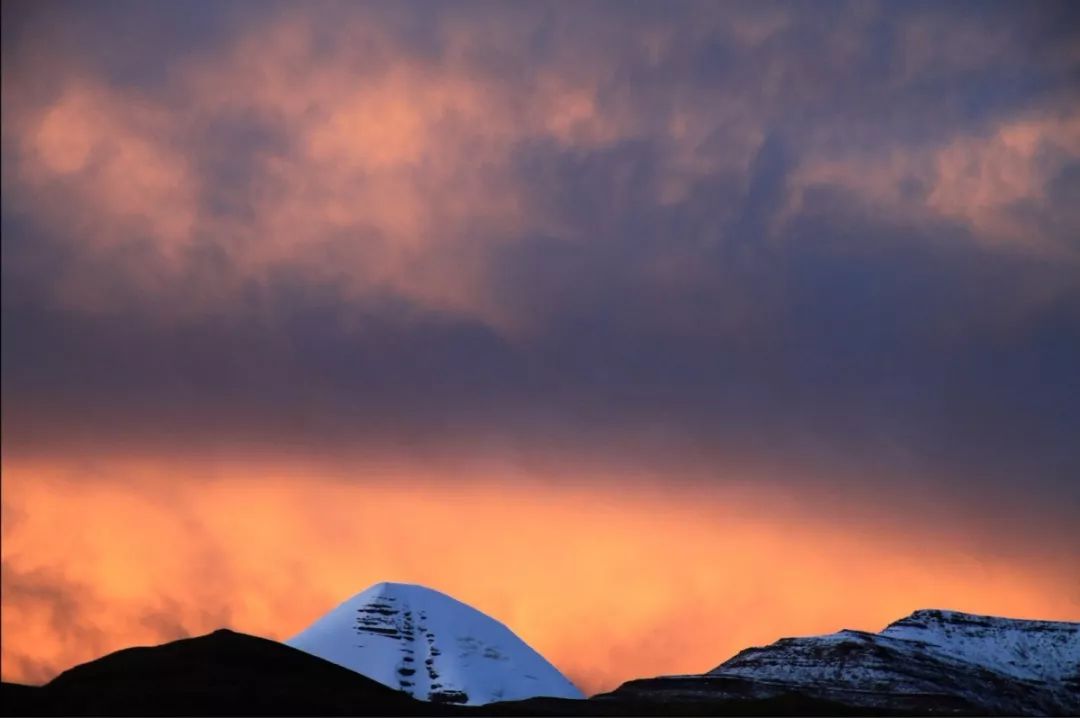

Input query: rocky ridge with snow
[601,609,1079,715]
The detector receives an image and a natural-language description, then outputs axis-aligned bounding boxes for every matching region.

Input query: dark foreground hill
[1,629,443,716]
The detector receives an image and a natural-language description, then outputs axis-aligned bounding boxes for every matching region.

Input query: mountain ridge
[608,607,1079,716]
[2,600,1076,716]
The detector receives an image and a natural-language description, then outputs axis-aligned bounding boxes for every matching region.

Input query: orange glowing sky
[2,453,1077,694]
[2,0,1079,696]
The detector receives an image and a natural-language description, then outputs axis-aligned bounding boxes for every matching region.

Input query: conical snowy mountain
[286,582,583,705]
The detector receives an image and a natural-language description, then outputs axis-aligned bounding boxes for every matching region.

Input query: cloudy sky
[2,0,1078,694]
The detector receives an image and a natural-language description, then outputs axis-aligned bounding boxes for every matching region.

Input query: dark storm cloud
[2,1,1079,539]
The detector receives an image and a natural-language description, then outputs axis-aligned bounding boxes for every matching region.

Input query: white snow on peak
[879,608,1080,683]
[286,582,583,705]
[700,607,1079,715]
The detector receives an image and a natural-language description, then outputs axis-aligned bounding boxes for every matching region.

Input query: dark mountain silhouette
[3,608,1077,716]
[0,631,935,717]
[1,629,443,716]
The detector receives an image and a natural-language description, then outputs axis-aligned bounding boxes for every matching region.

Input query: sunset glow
[2,0,1078,698]
[3,454,1076,694]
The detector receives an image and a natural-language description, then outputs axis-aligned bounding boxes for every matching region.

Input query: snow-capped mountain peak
[690,608,1080,715]
[601,608,1077,716]
[286,582,583,705]
[879,608,1080,683]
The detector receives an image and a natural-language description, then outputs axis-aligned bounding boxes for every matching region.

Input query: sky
[2,0,1079,695]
